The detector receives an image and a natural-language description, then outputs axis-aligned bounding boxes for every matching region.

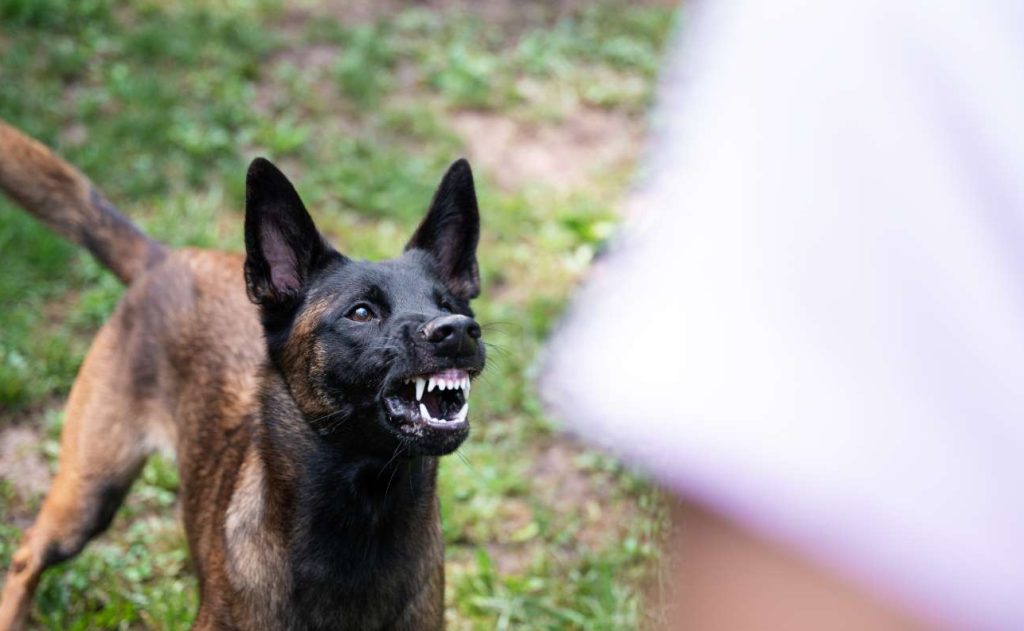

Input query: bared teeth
[409,371,472,422]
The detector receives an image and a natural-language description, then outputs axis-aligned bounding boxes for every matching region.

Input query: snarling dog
[0,119,484,630]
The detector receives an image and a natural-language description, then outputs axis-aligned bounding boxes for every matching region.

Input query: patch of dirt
[531,434,642,549]
[274,43,341,71]
[41,288,82,329]
[0,423,51,526]
[485,495,536,575]
[283,0,405,30]
[253,42,345,118]
[482,432,646,576]
[451,109,643,192]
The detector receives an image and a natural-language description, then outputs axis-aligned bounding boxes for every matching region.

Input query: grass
[0,0,678,628]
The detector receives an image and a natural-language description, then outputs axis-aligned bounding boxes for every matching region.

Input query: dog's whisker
[454,449,475,472]
[309,408,354,436]
[479,321,521,333]
[309,408,344,426]
[472,372,497,387]
[323,415,351,434]
[311,410,341,424]
[378,443,406,480]
[382,444,407,502]
[482,342,513,359]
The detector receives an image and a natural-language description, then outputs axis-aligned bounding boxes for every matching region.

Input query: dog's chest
[221,452,444,630]
[220,506,442,630]
[286,539,441,630]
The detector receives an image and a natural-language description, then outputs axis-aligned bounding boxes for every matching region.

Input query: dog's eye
[346,305,375,322]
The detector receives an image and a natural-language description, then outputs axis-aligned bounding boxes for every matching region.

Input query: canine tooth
[419,403,432,422]
[455,403,468,423]
[415,378,426,401]
[465,378,471,395]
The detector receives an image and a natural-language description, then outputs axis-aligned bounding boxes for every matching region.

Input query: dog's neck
[233,370,443,627]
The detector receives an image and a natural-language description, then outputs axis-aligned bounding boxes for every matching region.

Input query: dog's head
[243,157,484,457]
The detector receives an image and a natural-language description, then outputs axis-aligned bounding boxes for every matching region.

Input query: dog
[0,118,485,630]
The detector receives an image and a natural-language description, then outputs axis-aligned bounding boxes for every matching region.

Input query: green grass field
[0,1,677,627]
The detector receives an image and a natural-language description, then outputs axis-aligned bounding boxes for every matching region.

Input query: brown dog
[0,119,485,629]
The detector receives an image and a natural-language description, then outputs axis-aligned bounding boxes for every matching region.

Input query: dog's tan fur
[0,120,448,629]
[0,121,166,283]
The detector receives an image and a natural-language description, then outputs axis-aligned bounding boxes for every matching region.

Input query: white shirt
[542,1,1024,628]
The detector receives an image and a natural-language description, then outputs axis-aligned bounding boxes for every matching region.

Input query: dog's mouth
[383,368,471,433]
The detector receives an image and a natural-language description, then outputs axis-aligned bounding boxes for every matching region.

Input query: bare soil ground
[452,108,643,192]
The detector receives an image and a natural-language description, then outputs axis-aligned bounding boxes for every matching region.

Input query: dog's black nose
[421,314,481,356]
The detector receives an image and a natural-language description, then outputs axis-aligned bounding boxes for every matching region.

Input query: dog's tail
[0,118,167,284]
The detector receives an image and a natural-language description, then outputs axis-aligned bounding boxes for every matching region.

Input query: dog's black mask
[243,157,484,457]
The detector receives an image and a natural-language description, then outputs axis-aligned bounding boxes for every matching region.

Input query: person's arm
[665,500,926,631]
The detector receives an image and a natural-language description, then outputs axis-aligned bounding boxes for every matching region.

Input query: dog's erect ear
[405,159,481,300]
[244,157,338,308]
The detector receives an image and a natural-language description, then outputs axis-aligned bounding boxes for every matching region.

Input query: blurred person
[541,0,1024,629]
